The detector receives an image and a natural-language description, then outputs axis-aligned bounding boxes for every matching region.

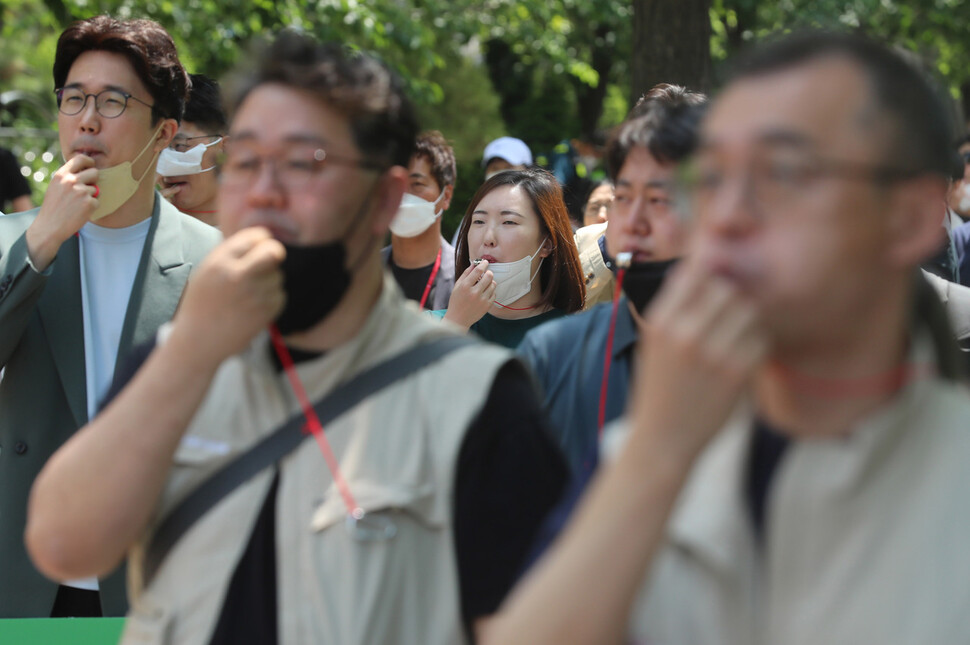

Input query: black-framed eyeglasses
[679,154,920,218]
[169,134,224,153]
[961,151,970,165]
[54,87,154,119]
[220,143,386,191]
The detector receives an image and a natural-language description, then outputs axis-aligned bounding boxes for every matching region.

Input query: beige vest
[121,276,513,645]
[604,336,970,644]
[575,222,614,309]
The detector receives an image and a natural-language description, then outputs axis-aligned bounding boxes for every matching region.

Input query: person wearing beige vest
[483,32,970,645]
[25,33,567,645]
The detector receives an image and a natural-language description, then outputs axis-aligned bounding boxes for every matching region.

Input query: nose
[247,159,286,209]
[624,195,653,238]
[481,220,498,247]
[695,166,760,239]
[77,96,101,134]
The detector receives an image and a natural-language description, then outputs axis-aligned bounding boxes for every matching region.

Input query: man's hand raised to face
[169,227,286,369]
[629,256,769,466]
[25,155,100,272]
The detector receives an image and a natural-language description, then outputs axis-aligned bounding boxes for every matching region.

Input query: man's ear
[885,175,948,268]
[154,118,179,153]
[370,165,408,235]
[438,184,454,214]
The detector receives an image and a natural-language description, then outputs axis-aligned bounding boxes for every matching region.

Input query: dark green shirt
[429,309,568,349]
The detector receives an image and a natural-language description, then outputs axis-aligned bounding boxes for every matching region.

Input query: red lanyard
[597,267,627,434]
[418,248,442,310]
[268,325,362,519]
[767,360,933,398]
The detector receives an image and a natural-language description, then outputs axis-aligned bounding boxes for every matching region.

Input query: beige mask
[89,123,163,221]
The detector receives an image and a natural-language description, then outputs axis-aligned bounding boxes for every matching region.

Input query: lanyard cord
[268,324,363,519]
[418,247,442,310]
[597,266,627,435]
[768,360,934,399]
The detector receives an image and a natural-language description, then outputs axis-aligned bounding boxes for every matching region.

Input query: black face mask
[621,258,679,314]
[275,241,351,335]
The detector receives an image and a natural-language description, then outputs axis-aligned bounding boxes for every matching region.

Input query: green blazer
[0,195,221,617]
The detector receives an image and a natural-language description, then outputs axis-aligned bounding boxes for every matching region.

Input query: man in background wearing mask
[382,130,456,310]
[26,33,567,645]
[518,89,705,476]
[0,16,220,618]
[157,73,227,226]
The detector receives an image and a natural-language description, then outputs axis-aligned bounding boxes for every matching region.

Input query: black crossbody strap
[143,334,476,585]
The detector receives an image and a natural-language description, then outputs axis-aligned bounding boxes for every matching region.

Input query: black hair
[728,30,954,179]
[54,15,189,124]
[227,31,418,169]
[183,73,227,134]
[606,84,708,181]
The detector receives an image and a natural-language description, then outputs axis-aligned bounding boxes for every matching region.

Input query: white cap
[481,136,532,168]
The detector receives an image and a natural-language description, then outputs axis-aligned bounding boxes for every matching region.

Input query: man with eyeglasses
[26,32,568,645]
[157,74,226,226]
[0,16,219,618]
[484,32,970,645]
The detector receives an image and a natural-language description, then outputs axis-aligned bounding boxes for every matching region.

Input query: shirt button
[14,441,27,455]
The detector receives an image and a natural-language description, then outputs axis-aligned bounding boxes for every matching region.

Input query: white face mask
[389,190,445,238]
[156,137,222,178]
[90,123,163,222]
[486,238,547,305]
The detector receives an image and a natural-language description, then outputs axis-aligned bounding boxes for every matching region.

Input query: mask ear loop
[598,251,631,435]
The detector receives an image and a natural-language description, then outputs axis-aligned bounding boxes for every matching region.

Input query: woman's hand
[442,260,497,330]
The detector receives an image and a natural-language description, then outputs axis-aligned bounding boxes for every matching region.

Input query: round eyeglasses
[54,87,154,119]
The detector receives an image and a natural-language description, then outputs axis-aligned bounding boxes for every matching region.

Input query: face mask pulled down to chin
[478,238,547,305]
[89,123,164,222]
[619,258,679,314]
[389,190,446,238]
[275,241,352,335]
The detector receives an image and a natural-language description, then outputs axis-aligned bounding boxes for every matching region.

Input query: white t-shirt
[71,217,151,591]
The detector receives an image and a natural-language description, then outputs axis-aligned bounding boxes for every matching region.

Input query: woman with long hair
[432,168,585,348]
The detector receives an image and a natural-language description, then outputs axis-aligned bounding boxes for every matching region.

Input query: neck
[95,177,157,229]
[282,253,384,352]
[755,288,912,439]
[390,224,442,268]
[489,280,550,320]
[185,197,219,226]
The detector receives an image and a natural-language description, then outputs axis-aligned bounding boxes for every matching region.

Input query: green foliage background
[2,0,969,232]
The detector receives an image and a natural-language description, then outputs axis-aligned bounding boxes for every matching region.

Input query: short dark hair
[606,84,708,180]
[228,31,418,169]
[455,168,586,313]
[183,73,227,134]
[412,130,456,191]
[53,15,189,124]
[728,30,954,178]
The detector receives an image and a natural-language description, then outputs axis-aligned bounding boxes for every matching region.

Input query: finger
[469,260,489,281]
[159,185,181,200]
[459,262,480,280]
[475,269,494,289]
[483,280,497,301]
[238,237,286,273]
[66,154,96,173]
[675,278,738,340]
[643,258,707,322]
[222,227,275,258]
[74,167,99,187]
